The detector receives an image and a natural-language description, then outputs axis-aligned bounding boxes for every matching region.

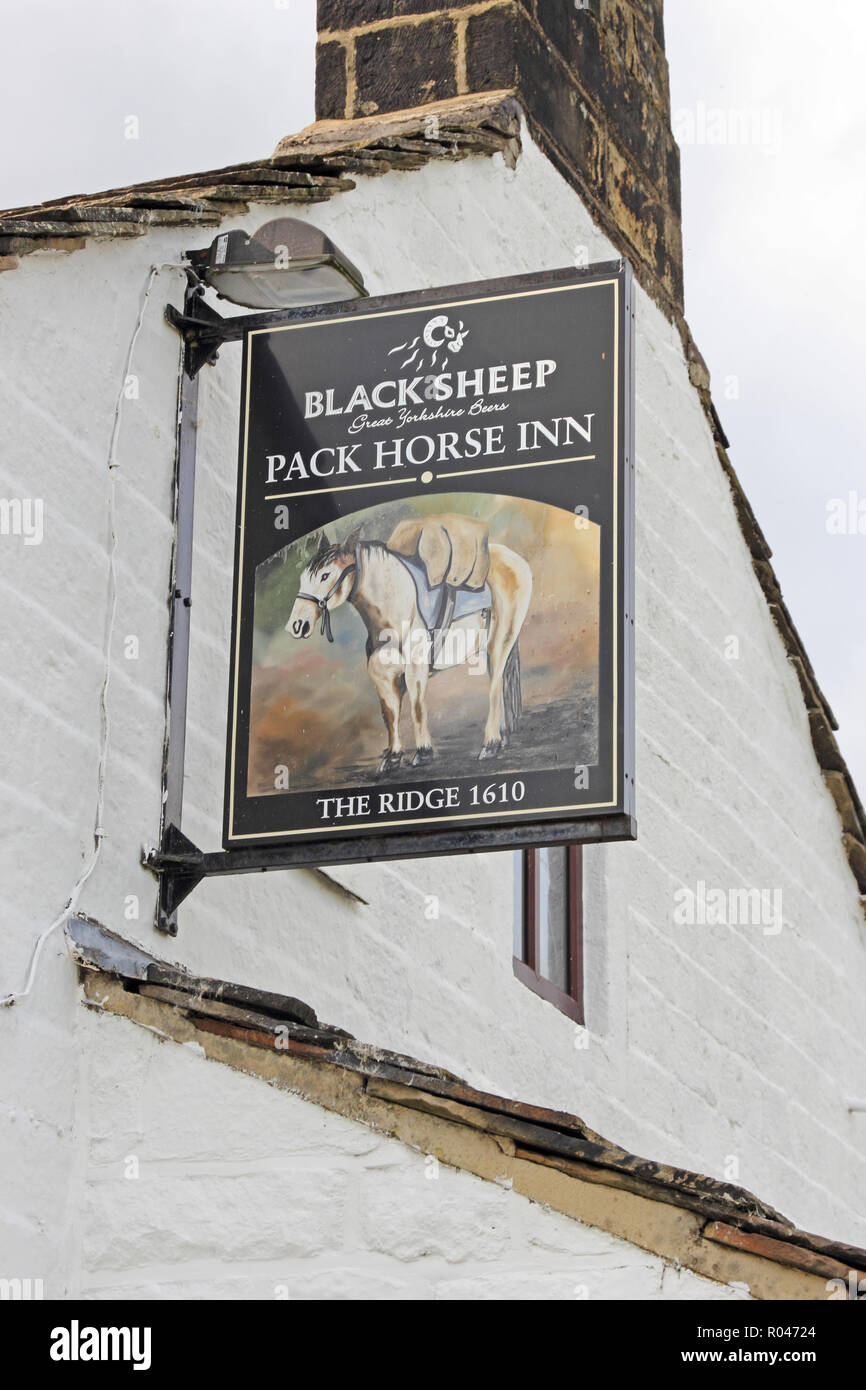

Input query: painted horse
[286,521,532,775]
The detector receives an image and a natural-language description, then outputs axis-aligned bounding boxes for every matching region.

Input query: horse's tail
[502,641,522,734]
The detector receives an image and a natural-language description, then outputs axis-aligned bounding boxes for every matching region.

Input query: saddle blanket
[396,553,492,632]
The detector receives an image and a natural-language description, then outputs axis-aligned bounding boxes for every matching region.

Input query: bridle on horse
[296,546,361,643]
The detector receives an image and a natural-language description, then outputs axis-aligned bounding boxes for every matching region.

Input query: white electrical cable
[1,262,186,1007]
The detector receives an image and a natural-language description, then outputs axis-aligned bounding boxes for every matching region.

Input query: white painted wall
[73,1008,750,1300]
[1,119,864,1295]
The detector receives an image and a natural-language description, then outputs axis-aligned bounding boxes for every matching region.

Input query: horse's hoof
[376,751,403,778]
[478,740,501,760]
[411,745,434,767]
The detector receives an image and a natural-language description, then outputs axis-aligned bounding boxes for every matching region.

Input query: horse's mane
[360,541,391,565]
[309,538,391,577]
[308,543,341,577]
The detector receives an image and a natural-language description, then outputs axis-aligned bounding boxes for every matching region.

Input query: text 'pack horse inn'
[2,0,866,1302]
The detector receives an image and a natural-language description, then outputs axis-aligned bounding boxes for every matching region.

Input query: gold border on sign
[227,277,620,842]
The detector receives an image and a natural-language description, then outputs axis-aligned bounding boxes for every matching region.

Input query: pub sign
[224,262,635,856]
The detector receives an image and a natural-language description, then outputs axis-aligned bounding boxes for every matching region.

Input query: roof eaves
[0,92,520,267]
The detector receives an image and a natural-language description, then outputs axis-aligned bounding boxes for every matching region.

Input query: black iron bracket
[155,277,210,932]
[146,824,206,920]
[144,815,637,927]
[165,283,382,383]
[163,278,341,379]
[164,283,227,379]
[155,276,329,931]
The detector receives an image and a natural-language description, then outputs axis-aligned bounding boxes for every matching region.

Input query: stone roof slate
[0,93,519,261]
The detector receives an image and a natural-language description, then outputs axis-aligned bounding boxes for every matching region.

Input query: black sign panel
[224,262,635,855]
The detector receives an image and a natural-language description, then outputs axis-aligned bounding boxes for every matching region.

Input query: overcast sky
[2,0,863,794]
[665,0,866,801]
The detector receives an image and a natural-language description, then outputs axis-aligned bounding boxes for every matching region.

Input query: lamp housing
[189,218,366,310]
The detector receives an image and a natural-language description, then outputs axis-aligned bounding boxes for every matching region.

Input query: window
[513,846,584,1024]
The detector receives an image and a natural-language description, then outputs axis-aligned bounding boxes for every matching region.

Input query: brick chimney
[314,0,683,313]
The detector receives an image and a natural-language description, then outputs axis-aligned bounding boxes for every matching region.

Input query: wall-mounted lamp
[186,217,366,310]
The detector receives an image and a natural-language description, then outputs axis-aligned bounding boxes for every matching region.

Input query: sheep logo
[388,314,469,373]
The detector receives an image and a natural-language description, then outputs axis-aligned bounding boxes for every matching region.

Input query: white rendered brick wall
[1,118,864,1294]
[74,1009,748,1301]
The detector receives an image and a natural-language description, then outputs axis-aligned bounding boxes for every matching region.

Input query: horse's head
[287,527,361,640]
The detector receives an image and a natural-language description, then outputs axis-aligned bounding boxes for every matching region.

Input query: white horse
[286,526,532,775]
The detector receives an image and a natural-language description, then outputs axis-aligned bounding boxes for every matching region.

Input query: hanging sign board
[223,262,635,857]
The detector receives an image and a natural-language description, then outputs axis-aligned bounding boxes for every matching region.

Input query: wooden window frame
[513,844,584,1025]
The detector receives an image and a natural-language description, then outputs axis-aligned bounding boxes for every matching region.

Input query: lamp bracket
[165,287,228,378]
[165,285,368,380]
